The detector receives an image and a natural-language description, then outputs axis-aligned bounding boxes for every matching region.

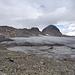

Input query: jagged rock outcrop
[0,26,17,37]
[42,25,62,36]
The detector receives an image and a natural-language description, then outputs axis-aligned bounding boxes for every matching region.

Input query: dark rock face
[0,35,13,42]
[0,35,6,41]
[42,25,62,36]
[29,27,41,36]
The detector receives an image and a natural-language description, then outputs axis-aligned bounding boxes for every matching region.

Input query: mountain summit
[42,25,62,36]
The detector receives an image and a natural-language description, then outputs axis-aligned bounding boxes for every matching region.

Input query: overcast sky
[0,0,75,36]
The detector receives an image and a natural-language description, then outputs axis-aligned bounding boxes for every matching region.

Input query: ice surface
[7,36,75,59]
[10,36,75,45]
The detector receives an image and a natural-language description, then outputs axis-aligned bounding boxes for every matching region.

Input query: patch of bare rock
[0,49,75,75]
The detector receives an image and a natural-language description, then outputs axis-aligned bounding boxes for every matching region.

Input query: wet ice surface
[7,36,75,60]
[11,36,75,44]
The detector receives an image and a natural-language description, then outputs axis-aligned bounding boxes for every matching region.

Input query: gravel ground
[0,49,75,75]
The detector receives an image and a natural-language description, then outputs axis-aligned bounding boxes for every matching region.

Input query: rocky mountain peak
[30,27,41,36]
[42,25,62,36]
[31,27,40,31]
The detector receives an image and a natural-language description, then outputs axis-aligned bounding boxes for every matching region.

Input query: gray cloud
[0,0,75,35]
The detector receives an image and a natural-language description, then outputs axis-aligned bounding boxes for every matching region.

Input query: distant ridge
[0,26,41,37]
[0,25,63,37]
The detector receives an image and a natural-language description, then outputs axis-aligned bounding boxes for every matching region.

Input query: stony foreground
[0,49,75,75]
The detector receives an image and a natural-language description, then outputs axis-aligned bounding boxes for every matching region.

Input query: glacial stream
[6,36,75,59]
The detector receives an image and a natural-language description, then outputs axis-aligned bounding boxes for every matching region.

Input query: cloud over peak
[0,0,75,35]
